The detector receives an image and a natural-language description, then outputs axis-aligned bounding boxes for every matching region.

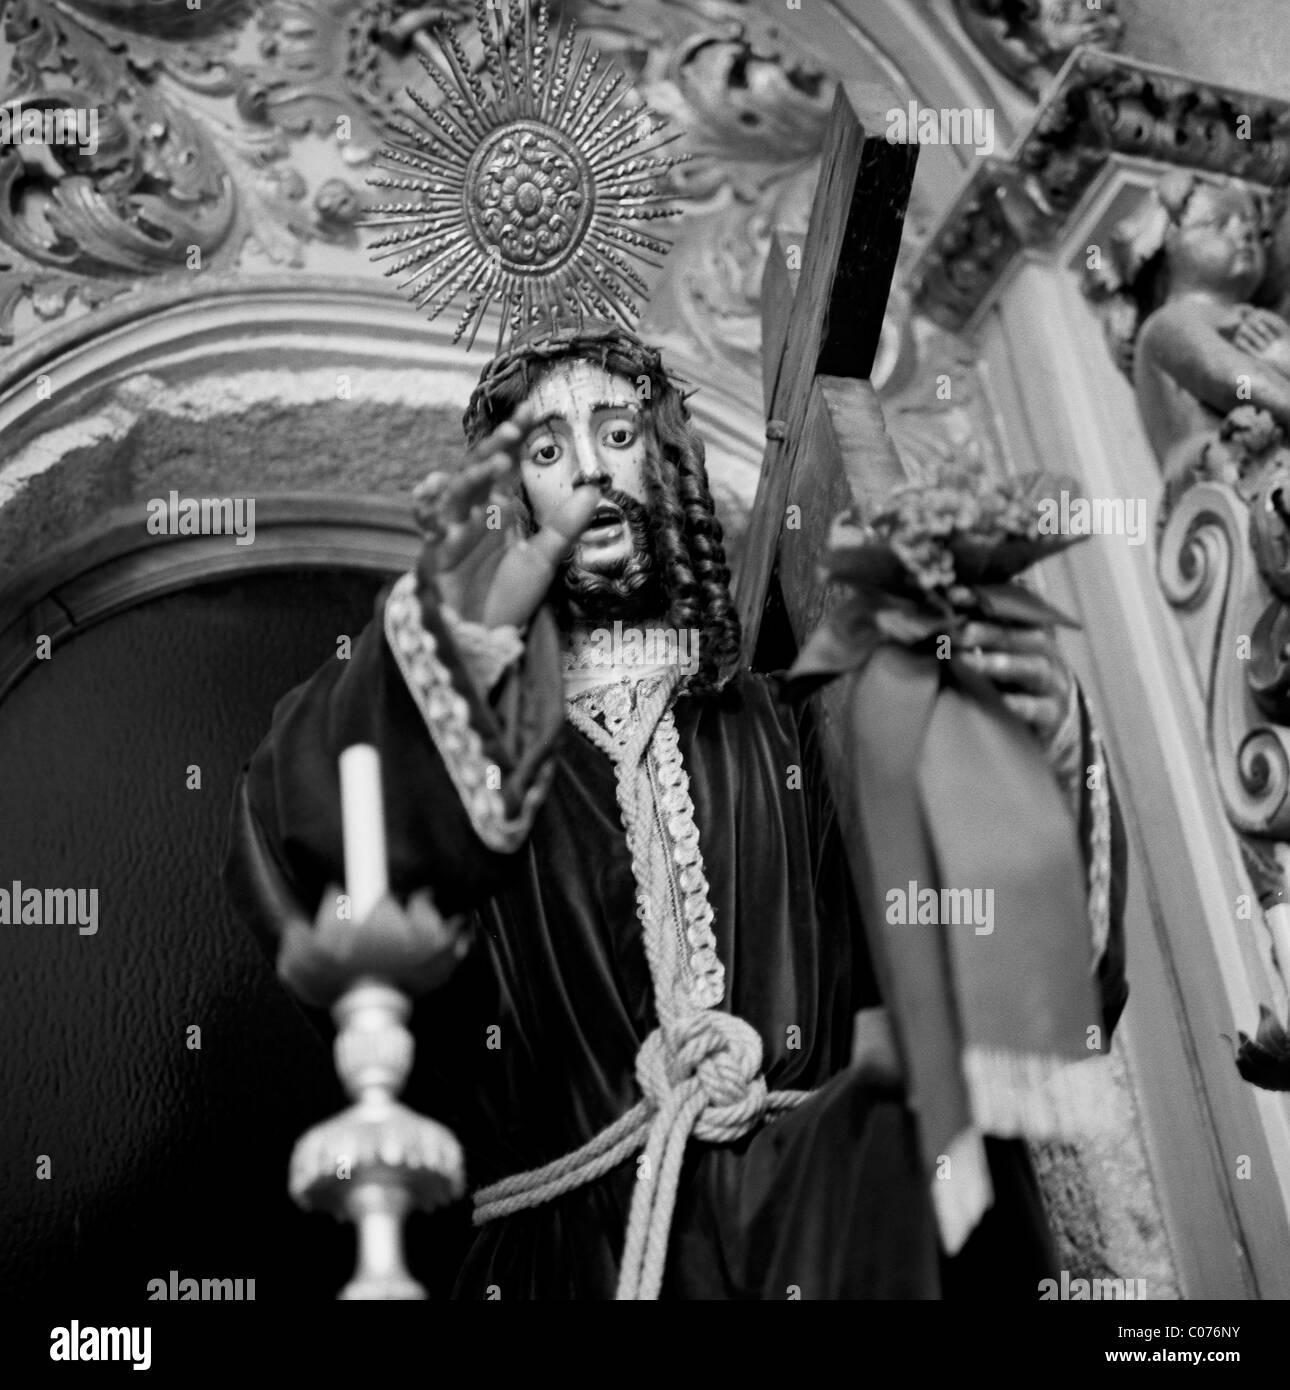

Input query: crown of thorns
[463,318,693,436]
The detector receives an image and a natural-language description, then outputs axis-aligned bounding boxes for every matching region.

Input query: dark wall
[0,568,464,1301]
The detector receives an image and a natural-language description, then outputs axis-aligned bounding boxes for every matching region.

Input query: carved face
[1167,184,1266,300]
[519,359,649,575]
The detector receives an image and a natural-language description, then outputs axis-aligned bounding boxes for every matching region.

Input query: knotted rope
[471,669,811,1298]
[618,1010,808,1299]
[470,670,1112,1293]
[472,1010,809,1299]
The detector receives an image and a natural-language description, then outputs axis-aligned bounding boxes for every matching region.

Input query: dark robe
[224,584,1128,1300]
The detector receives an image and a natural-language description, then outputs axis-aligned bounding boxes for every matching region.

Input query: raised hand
[413,402,604,631]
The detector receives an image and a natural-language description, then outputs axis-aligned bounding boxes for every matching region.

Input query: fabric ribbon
[785,598,1107,1252]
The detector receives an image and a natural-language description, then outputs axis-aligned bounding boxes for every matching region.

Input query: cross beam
[735,82,918,667]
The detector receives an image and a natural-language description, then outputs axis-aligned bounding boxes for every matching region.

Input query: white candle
[339,744,389,924]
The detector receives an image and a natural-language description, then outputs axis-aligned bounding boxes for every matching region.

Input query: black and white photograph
[0,0,1286,1365]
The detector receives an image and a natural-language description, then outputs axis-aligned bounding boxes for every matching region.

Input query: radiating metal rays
[362,0,688,350]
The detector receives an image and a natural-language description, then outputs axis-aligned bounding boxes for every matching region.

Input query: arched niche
[0,500,496,1299]
[0,278,765,1296]
[0,494,418,692]
[0,277,766,599]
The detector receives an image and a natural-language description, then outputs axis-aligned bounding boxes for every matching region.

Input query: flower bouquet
[779,463,1109,1255]
[781,462,1087,696]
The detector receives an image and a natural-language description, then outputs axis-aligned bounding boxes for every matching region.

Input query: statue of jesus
[224,318,1127,1300]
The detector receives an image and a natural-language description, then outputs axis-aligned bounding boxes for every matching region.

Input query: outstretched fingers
[419,404,540,576]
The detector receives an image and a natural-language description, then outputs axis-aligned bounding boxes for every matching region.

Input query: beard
[536,486,668,626]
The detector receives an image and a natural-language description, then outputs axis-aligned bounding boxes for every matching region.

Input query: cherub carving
[1087,171,1290,518]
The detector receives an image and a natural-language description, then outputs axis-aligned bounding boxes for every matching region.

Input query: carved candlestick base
[277,891,471,1299]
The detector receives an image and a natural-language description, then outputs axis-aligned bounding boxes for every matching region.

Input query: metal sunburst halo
[362,0,690,352]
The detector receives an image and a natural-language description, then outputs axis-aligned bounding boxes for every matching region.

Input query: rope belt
[473,1008,811,1300]
[472,670,810,1299]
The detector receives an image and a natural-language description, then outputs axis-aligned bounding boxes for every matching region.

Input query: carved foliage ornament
[0,0,369,342]
[1159,474,1290,838]
[0,0,861,389]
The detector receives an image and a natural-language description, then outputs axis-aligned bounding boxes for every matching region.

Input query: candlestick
[282,746,468,1300]
[339,744,388,924]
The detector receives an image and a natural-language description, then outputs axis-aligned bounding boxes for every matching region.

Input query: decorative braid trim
[471,668,814,1299]
[565,672,724,1016]
[1048,683,1112,970]
[384,571,547,854]
[1087,720,1112,967]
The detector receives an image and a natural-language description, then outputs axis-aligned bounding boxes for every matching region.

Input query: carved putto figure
[1090,171,1290,512]
[1102,173,1290,840]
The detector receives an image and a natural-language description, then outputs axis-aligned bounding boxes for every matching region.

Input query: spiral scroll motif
[1159,480,1290,836]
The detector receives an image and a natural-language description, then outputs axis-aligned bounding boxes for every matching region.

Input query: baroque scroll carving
[1090,168,1290,841]
[1160,479,1290,837]
[0,0,902,394]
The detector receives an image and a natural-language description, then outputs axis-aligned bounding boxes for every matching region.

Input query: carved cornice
[0,276,767,596]
[0,274,764,459]
[911,50,1290,332]
[951,0,1123,100]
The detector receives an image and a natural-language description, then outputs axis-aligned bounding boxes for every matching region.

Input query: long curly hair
[463,321,742,696]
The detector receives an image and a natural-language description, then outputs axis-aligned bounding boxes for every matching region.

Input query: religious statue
[1089,170,1290,809]
[1090,170,1290,515]
[1086,169,1290,1078]
[223,1,1127,1299]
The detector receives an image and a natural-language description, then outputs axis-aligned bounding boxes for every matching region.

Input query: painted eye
[604,423,636,447]
[531,440,561,465]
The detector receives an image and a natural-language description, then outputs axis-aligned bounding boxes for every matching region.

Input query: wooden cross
[735,82,918,669]
[736,84,919,1043]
